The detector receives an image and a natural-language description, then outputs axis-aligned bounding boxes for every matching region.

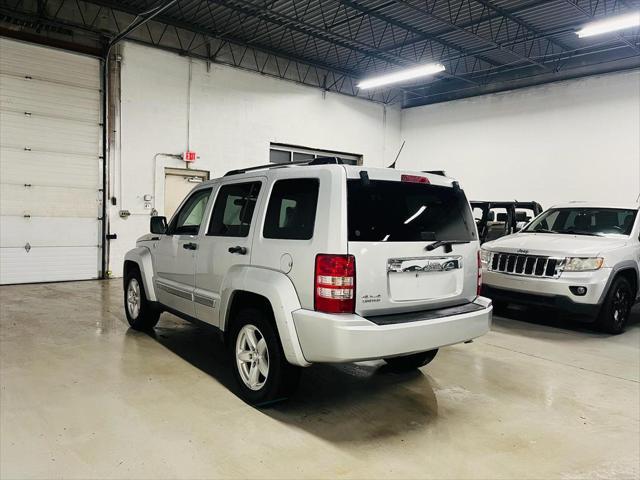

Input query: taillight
[401,174,430,184]
[477,250,483,295]
[315,254,356,313]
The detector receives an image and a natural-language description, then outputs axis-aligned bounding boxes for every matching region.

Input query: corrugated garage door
[0,37,101,284]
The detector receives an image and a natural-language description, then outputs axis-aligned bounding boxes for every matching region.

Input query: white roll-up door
[0,37,101,284]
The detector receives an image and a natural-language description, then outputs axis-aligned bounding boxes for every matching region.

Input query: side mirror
[150,216,168,234]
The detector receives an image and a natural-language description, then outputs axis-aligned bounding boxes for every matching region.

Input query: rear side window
[347,180,475,242]
[263,179,319,240]
[208,182,261,237]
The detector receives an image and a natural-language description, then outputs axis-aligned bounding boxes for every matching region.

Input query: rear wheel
[596,276,634,334]
[384,349,438,371]
[124,269,160,330]
[229,307,300,405]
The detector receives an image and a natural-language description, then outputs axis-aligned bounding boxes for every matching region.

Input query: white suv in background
[123,159,492,404]
[481,203,639,334]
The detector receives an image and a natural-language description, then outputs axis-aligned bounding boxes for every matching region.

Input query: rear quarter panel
[249,167,348,310]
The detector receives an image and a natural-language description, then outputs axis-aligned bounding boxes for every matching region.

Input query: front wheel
[596,276,634,334]
[124,270,160,330]
[229,307,300,405]
[384,349,438,371]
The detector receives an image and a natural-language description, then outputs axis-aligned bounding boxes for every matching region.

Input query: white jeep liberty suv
[481,203,639,334]
[123,159,492,404]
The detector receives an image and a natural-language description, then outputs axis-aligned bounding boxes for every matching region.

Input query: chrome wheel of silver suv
[236,324,270,391]
[123,270,160,331]
[229,307,300,405]
[126,277,141,319]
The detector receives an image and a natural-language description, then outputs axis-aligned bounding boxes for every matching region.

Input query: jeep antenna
[388,140,405,169]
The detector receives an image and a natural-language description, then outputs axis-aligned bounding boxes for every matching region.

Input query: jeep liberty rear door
[194,178,264,327]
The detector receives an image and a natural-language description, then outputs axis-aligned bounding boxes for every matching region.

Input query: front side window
[169,188,212,235]
[347,180,475,242]
[208,182,262,237]
[524,208,638,236]
[263,179,319,240]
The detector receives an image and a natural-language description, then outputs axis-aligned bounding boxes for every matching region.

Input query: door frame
[164,167,210,219]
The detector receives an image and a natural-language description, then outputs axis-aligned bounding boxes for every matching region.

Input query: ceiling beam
[395,0,560,72]
[337,0,501,68]
[203,0,481,85]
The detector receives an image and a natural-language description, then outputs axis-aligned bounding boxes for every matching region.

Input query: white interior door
[164,168,209,220]
[0,38,101,284]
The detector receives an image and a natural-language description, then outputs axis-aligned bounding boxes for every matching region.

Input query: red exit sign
[183,151,197,162]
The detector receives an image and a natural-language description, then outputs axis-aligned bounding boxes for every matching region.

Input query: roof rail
[309,156,344,165]
[224,156,345,176]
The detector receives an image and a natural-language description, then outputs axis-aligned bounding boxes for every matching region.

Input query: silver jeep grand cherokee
[482,203,639,334]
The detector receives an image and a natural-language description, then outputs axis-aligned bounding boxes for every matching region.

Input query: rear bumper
[292,297,492,363]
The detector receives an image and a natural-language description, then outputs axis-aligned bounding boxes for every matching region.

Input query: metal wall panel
[0,38,99,89]
[0,247,99,284]
[0,111,100,155]
[0,37,101,284]
[0,217,99,247]
[0,184,99,217]
[0,74,100,122]
[0,148,98,188]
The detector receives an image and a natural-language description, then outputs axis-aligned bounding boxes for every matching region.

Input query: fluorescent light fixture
[358,63,445,89]
[576,11,640,38]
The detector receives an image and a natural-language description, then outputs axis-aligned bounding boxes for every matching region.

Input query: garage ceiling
[1,0,640,106]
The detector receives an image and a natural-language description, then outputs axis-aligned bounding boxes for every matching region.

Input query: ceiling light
[576,11,640,38]
[357,63,445,89]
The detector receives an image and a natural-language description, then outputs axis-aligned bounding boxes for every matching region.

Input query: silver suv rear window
[347,180,476,242]
[263,179,319,240]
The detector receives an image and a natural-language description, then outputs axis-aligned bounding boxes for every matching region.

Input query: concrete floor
[1,280,639,479]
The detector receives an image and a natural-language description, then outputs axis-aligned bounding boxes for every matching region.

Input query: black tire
[596,276,634,334]
[124,268,160,330]
[384,349,438,371]
[229,307,300,406]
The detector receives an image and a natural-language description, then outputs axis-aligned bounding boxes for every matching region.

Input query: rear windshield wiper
[426,240,471,253]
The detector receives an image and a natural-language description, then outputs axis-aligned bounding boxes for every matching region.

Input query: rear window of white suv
[263,179,319,240]
[347,180,476,242]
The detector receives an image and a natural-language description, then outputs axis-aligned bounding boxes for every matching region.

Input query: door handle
[228,246,247,255]
[183,242,198,250]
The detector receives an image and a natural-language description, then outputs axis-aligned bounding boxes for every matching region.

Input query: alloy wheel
[235,324,270,391]
[127,278,141,319]
[611,286,631,327]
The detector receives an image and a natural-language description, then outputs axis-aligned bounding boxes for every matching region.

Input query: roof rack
[224,156,345,176]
